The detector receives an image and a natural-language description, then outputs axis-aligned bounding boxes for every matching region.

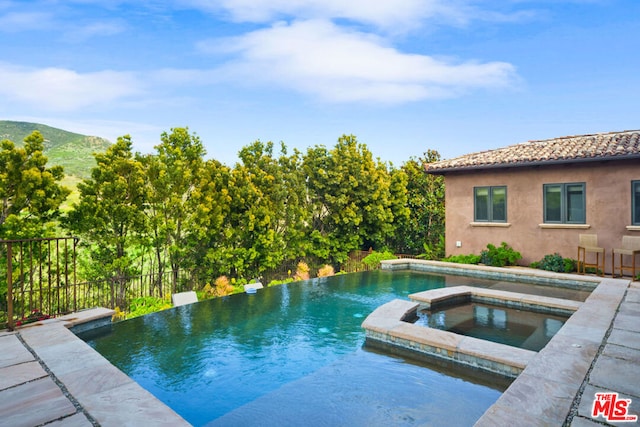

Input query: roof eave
[425,153,640,175]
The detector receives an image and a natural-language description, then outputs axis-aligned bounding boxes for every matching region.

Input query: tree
[64,135,147,307]
[303,135,401,265]
[388,150,445,257]
[189,158,232,281]
[0,131,69,238]
[217,141,308,279]
[145,128,205,291]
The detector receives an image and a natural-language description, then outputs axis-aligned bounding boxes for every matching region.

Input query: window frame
[632,180,640,225]
[543,182,586,224]
[473,185,507,223]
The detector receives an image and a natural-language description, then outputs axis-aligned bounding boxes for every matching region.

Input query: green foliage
[146,127,206,291]
[564,258,576,273]
[2,123,448,317]
[480,242,522,267]
[303,135,404,265]
[126,297,172,319]
[267,278,295,287]
[419,235,446,261]
[532,253,575,273]
[388,151,445,257]
[0,131,70,238]
[443,254,482,264]
[362,250,397,268]
[63,136,147,306]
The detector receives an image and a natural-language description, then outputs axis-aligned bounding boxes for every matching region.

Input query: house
[425,130,640,274]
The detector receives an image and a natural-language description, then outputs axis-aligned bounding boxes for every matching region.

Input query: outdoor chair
[577,234,605,276]
[171,291,198,307]
[612,235,640,279]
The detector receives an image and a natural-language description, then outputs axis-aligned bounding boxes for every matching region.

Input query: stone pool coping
[382,258,601,290]
[1,308,189,426]
[362,286,582,378]
[380,259,632,426]
[410,285,583,316]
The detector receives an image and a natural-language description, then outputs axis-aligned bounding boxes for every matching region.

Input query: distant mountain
[0,120,112,179]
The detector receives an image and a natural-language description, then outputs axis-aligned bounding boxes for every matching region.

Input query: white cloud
[203,20,517,103]
[0,64,142,111]
[182,0,544,30]
[0,11,53,31]
[229,0,433,29]
[63,20,127,42]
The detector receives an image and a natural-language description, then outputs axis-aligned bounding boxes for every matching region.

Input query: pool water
[80,270,584,426]
[413,301,569,351]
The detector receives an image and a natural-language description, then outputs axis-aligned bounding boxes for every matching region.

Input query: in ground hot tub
[411,299,568,352]
[362,286,581,378]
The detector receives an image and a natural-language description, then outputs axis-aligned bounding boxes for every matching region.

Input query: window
[543,183,585,224]
[474,186,507,222]
[633,181,640,225]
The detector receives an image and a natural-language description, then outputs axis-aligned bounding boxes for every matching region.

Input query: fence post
[6,242,14,331]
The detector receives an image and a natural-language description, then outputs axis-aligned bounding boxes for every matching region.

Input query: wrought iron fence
[2,237,420,330]
[1,237,195,330]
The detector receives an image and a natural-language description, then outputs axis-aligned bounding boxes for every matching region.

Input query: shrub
[536,253,564,272]
[317,264,335,277]
[267,278,294,287]
[563,258,576,273]
[443,254,481,264]
[126,297,172,319]
[362,250,397,268]
[201,275,236,298]
[214,275,235,296]
[480,242,521,267]
[112,307,126,322]
[294,261,310,281]
[532,253,576,273]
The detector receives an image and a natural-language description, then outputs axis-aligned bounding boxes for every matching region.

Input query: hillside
[0,120,112,179]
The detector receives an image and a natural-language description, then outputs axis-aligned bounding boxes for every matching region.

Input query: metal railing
[1,237,80,330]
[1,237,193,330]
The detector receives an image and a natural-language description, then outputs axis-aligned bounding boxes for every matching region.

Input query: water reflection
[414,301,569,351]
[79,270,583,425]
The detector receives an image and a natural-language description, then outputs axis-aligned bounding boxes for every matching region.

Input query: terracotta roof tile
[426,130,640,173]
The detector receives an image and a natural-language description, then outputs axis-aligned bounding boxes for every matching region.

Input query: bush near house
[530,253,576,273]
[442,254,481,264]
[443,242,521,267]
[362,250,398,268]
[480,242,521,267]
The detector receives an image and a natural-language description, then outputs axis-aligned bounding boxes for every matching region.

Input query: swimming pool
[79,270,587,426]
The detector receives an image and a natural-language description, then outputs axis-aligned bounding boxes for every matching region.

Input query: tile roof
[426,130,640,173]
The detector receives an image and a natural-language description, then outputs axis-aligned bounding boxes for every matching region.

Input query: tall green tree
[146,128,205,291]
[218,141,308,279]
[303,135,402,265]
[0,131,69,238]
[64,135,147,306]
[389,150,445,256]
[189,158,232,281]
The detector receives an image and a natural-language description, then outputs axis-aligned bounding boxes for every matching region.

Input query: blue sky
[1,0,638,166]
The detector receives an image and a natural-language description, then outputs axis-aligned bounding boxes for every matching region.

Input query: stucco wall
[442,160,640,274]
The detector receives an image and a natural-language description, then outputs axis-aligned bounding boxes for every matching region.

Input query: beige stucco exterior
[442,159,640,274]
